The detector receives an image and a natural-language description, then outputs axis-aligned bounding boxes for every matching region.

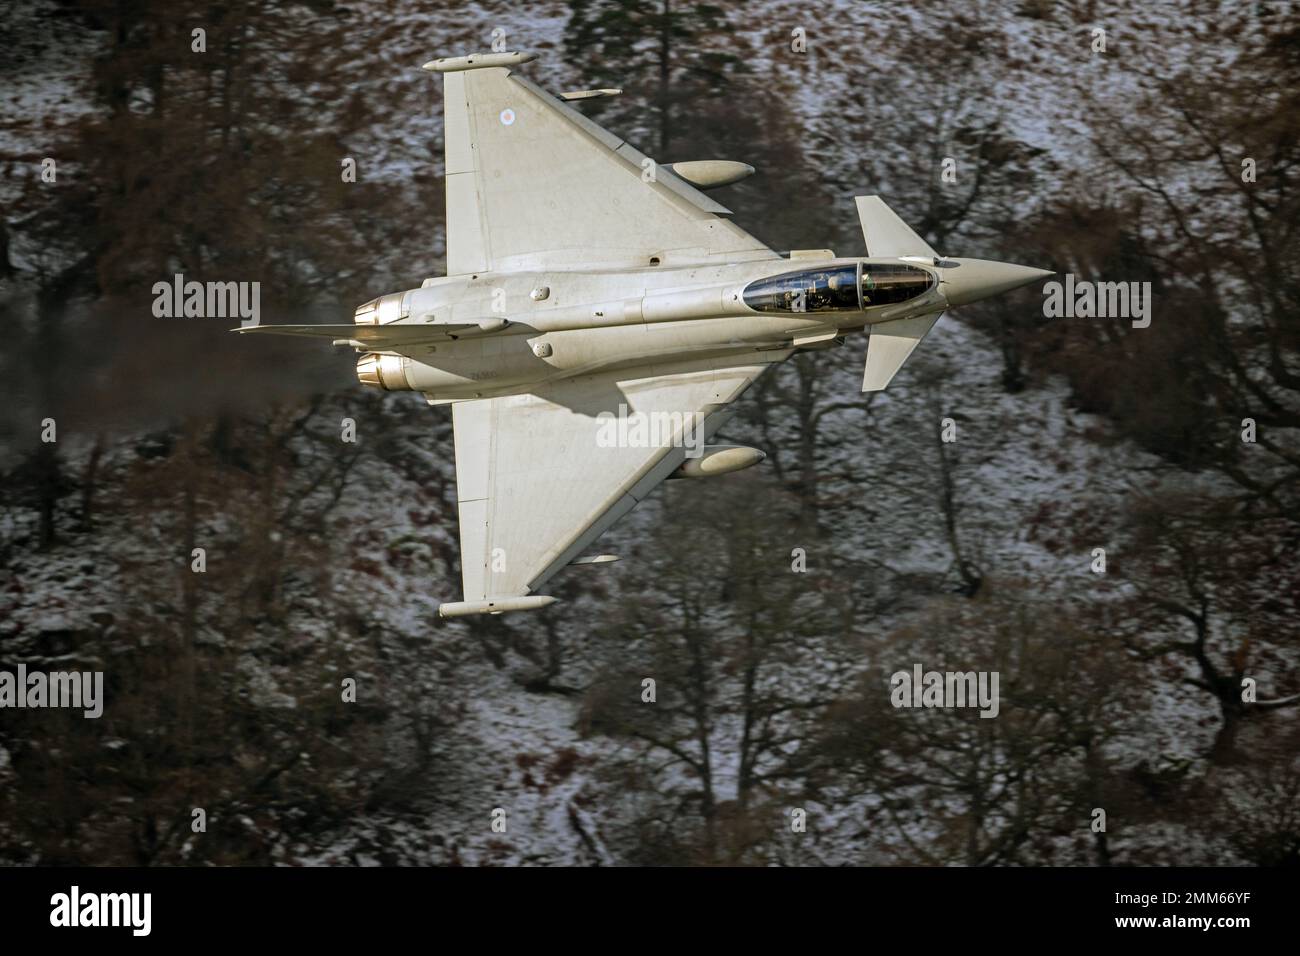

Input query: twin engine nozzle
[354,292,412,390]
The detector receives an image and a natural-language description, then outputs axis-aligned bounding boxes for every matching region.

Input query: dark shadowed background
[1,0,1297,866]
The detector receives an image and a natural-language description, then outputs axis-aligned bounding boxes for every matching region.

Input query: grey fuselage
[364,255,948,401]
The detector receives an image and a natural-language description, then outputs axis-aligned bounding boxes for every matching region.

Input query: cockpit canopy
[742,263,934,314]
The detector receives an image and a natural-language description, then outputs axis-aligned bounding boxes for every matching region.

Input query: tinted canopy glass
[860,264,934,307]
[743,266,860,314]
[743,263,934,314]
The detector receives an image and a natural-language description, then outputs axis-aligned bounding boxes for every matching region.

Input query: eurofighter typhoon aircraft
[237,51,1051,619]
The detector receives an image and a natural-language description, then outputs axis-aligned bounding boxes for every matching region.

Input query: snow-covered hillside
[2,0,1296,866]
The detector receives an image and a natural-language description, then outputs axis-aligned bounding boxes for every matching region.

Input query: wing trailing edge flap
[862,312,943,392]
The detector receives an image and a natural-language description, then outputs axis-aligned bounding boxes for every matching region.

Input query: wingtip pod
[438,595,558,618]
[422,51,537,73]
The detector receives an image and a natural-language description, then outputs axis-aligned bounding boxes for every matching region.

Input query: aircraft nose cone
[940,259,1055,308]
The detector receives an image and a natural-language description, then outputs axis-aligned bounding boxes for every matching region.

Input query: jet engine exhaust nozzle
[356,352,410,391]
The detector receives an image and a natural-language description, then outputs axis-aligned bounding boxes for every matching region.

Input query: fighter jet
[237,51,1051,618]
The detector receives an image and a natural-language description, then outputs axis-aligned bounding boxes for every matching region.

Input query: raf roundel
[499,108,516,127]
